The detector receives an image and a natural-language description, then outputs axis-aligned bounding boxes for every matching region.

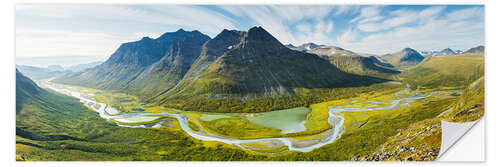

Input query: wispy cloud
[356,6,446,32]
[16,28,133,58]
[15,5,484,58]
[16,4,239,58]
[350,6,382,23]
[219,5,340,45]
[337,6,484,54]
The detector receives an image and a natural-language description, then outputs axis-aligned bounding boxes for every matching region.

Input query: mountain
[464,45,484,54]
[66,61,103,72]
[437,48,456,55]
[16,69,42,112]
[401,53,484,89]
[16,65,71,80]
[285,44,297,49]
[419,50,439,56]
[153,27,387,111]
[288,42,325,52]
[54,29,211,97]
[125,30,211,97]
[307,46,400,77]
[380,48,425,67]
[47,65,64,71]
[16,62,102,80]
[369,56,395,68]
[54,26,388,112]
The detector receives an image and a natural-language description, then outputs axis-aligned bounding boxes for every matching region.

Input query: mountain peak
[442,48,453,51]
[246,26,277,41]
[285,44,296,48]
[439,48,456,55]
[176,28,186,32]
[140,36,153,41]
[248,26,265,32]
[157,28,207,40]
[402,48,417,52]
[380,47,424,67]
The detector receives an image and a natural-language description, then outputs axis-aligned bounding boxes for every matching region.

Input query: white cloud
[15,5,484,58]
[337,7,484,54]
[15,4,240,58]
[336,28,359,44]
[445,7,484,21]
[334,6,359,16]
[16,4,237,36]
[356,6,446,32]
[220,6,337,45]
[350,6,382,23]
[296,24,312,34]
[268,5,335,23]
[16,28,135,58]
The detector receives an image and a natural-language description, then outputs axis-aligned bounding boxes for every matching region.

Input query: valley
[15,26,485,161]
[36,74,463,154]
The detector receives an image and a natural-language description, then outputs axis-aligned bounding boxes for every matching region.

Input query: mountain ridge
[157,26,382,99]
[306,46,400,77]
[380,48,425,68]
[54,29,211,97]
[54,26,389,112]
[464,45,484,54]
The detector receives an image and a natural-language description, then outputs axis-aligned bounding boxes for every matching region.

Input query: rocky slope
[464,45,484,54]
[157,27,384,100]
[54,29,211,97]
[380,48,425,68]
[307,46,400,77]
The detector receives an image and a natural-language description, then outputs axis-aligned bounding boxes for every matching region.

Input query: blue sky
[16,4,484,61]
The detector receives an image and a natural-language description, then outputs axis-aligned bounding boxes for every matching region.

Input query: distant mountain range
[464,45,484,54]
[286,42,325,52]
[306,46,400,77]
[419,47,484,56]
[16,61,103,80]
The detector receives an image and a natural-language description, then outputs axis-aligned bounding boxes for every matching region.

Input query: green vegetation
[161,82,402,113]
[354,53,485,161]
[17,80,272,161]
[294,96,456,160]
[201,117,282,139]
[16,51,485,161]
[442,77,484,122]
[200,114,231,121]
[400,53,484,90]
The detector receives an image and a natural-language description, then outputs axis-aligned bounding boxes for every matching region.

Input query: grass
[17,52,484,160]
[400,53,484,90]
[16,87,275,161]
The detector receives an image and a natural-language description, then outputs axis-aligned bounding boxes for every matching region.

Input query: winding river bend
[40,80,460,153]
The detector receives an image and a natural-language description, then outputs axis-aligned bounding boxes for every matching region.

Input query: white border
[2,0,497,166]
